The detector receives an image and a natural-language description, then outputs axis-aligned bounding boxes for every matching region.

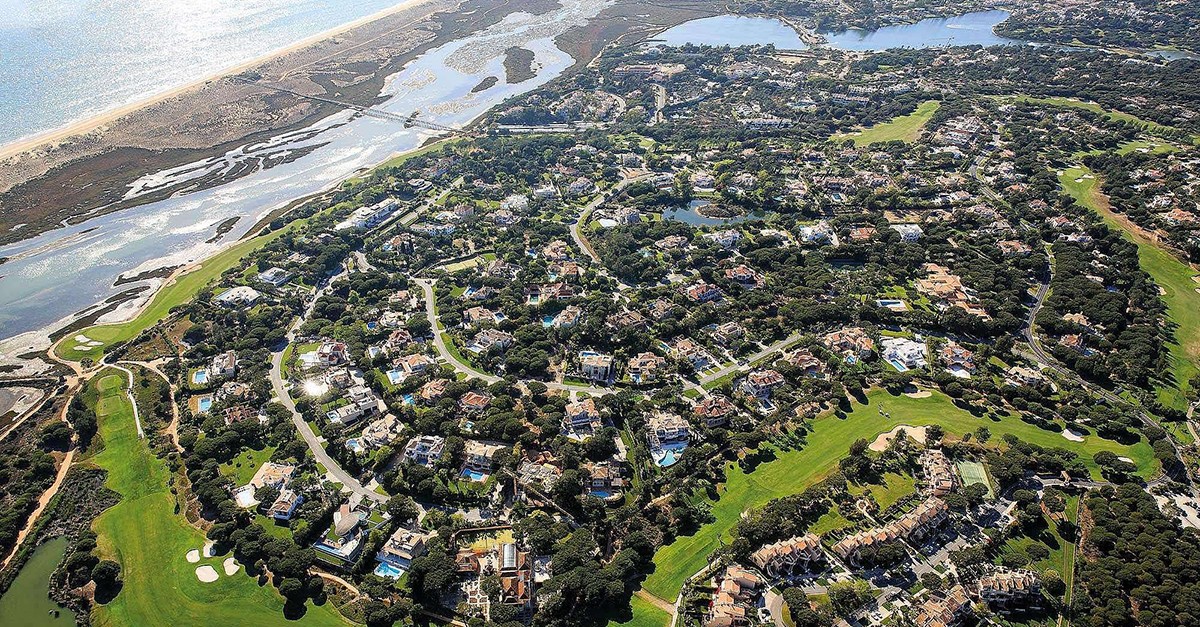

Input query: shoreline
[0,0,437,162]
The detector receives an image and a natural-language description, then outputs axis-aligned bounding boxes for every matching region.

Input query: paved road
[414,278,613,396]
[570,174,651,265]
[699,331,805,385]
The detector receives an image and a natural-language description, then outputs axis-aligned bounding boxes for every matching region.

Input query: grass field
[56,227,291,363]
[637,389,1155,604]
[1006,95,1192,141]
[608,595,671,627]
[1059,166,1200,410]
[997,494,1079,604]
[220,446,278,487]
[849,472,915,510]
[955,460,994,499]
[87,371,350,627]
[834,100,940,146]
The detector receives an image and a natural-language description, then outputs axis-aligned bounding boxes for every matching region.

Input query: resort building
[978,570,1042,609]
[706,565,761,627]
[913,585,972,627]
[832,497,949,565]
[920,449,958,497]
[749,534,823,577]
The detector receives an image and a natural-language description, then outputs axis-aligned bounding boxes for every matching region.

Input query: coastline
[0,0,436,162]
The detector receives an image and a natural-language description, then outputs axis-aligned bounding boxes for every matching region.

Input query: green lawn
[997,495,1079,604]
[609,595,671,627]
[833,100,940,146]
[849,472,916,510]
[1059,166,1200,410]
[638,389,1155,604]
[1005,95,1192,141]
[56,227,292,363]
[87,370,351,627]
[220,446,278,487]
[955,460,994,499]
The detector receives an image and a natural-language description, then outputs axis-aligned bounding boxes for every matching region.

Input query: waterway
[0,0,611,341]
[0,537,75,626]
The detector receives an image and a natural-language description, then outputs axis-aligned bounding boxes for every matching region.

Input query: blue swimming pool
[346,438,363,453]
[197,396,213,412]
[402,393,415,405]
[461,468,487,482]
[374,562,405,579]
[542,315,555,327]
[386,369,405,385]
[192,369,209,385]
[652,442,688,467]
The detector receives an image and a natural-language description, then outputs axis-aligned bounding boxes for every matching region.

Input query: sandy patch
[196,565,219,583]
[870,425,927,452]
[223,557,240,576]
[186,549,200,563]
[1061,428,1085,442]
[202,540,216,558]
[1118,456,1134,464]
[904,390,932,398]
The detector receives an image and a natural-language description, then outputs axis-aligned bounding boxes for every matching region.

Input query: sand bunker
[904,390,932,398]
[870,425,927,452]
[202,540,215,558]
[196,565,219,583]
[186,549,200,563]
[1118,456,1134,464]
[223,557,240,576]
[1061,428,1085,442]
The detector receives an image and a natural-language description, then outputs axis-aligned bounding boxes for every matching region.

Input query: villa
[233,462,296,509]
[709,322,745,346]
[822,327,875,361]
[564,398,603,436]
[940,342,976,377]
[358,414,405,451]
[419,378,449,403]
[214,285,261,307]
[579,351,615,383]
[326,385,382,425]
[704,229,741,249]
[266,489,303,521]
[647,412,690,451]
[403,435,446,467]
[882,337,928,371]
[375,526,435,577]
[583,461,625,501]
[314,504,365,562]
[462,440,505,480]
[920,449,958,497]
[552,305,583,328]
[607,309,648,331]
[694,395,737,428]
[741,369,785,398]
[978,570,1042,609]
[311,341,349,368]
[671,337,713,370]
[464,306,498,326]
[459,391,492,413]
[787,349,824,377]
[891,223,924,242]
[257,267,293,287]
[685,282,724,304]
[627,352,666,384]
[468,329,514,354]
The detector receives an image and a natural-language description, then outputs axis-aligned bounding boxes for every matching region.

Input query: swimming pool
[192,369,209,385]
[197,396,213,413]
[460,468,488,482]
[402,393,415,405]
[386,369,405,385]
[652,442,688,467]
[373,561,405,579]
[542,315,555,327]
[346,438,364,453]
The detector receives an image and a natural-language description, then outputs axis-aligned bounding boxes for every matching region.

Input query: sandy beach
[0,0,435,162]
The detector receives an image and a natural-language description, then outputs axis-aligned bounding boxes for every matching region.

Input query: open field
[609,594,672,627]
[220,446,278,487]
[638,389,1155,604]
[834,100,940,146]
[56,227,291,362]
[849,472,915,510]
[997,495,1079,604]
[1059,166,1200,410]
[87,371,349,627]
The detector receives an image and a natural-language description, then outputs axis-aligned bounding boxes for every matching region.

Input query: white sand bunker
[1062,428,1085,442]
[186,549,200,563]
[870,425,927,452]
[196,565,219,583]
[202,540,216,558]
[904,390,932,398]
[1118,456,1134,464]
[223,557,240,576]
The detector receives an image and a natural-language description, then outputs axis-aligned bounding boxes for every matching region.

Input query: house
[517,454,562,490]
[461,440,505,479]
[403,435,446,467]
[710,322,745,345]
[671,337,713,370]
[313,504,365,562]
[467,329,514,354]
[552,305,583,328]
[998,240,1032,257]
[419,378,449,402]
[724,264,764,288]
[494,543,535,614]
[648,412,690,444]
[788,349,824,377]
[464,306,497,326]
[694,395,738,428]
[335,198,400,231]
[646,298,679,321]
[359,414,405,450]
[397,353,435,376]
[832,497,948,564]
[564,398,603,435]
[940,342,976,377]
[542,240,573,261]
[266,489,303,520]
[882,337,927,371]
[798,221,835,245]
[741,369,785,398]
[704,229,741,249]
[822,328,875,361]
[607,310,648,331]
[978,570,1042,609]
[257,267,293,287]
[459,391,492,413]
[583,461,625,500]
[315,341,349,367]
[208,350,237,379]
[913,585,972,627]
[848,226,877,242]
[375,527,434,576]
[891,223,924,242]
[579,351,615,382]
[215,285,262,307]
[326,385,382,425]
[706,565,761,627]
[627,352,666,384]
[1005,366,1045,388]
[385,329,414,353]
[223,404,258,426]
[749,534,823,577]
[920,449,958,497]
[685,282,724,303]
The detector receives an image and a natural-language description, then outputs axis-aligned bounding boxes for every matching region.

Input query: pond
[663,200,763,226]
[819,10,1027,51]
[649,15,808,49]
[0,537,76,626]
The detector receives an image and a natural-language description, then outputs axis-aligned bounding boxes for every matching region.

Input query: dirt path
[0,447,75,571]
[119,360,181,451]
[636,589,677,617]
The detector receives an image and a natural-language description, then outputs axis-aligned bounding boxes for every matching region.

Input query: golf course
[834,100,940,146]
[87,370,350,627]
[637,388,1156,604]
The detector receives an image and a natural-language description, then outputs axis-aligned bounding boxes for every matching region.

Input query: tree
[385,495,419,524]
[783,587,830,627]
[91,560,122,587]
[828,579,871,617]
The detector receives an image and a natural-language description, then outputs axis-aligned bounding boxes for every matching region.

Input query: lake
[0,537,75,626]
[819,10,1026,50]
[664,200,764,226]
[649,15,807,49]
[0,0,612,340]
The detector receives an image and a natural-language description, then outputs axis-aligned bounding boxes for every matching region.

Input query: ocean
[0,0,411,146]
